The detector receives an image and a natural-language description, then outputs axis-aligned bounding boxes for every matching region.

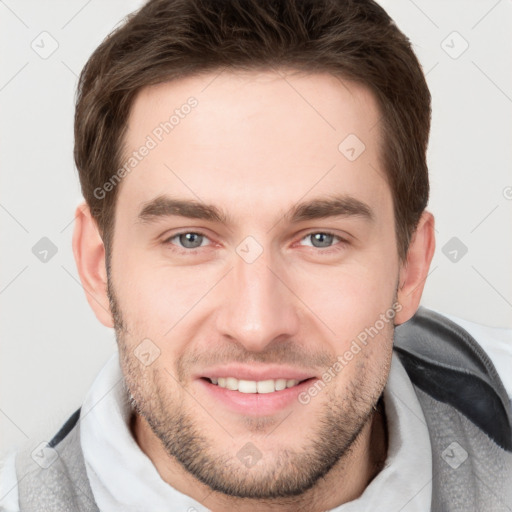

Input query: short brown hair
[74,0,431,262]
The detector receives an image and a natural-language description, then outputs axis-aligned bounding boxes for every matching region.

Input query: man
[1,0,511,510]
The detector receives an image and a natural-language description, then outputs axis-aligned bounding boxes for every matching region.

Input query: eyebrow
[137,194,374,225]
[138,196,229,224]
[287,196,374,224]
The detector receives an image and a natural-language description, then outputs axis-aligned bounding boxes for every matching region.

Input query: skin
[73,69,435,511]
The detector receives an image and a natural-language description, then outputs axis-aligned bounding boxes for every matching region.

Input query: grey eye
[178,233,204,248]
[309,233,335,248]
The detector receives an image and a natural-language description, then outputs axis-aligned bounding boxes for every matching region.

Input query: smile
[206,377,309,393]
[198,376,319,416]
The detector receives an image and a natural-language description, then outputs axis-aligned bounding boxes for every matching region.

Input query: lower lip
[196,378,318,416]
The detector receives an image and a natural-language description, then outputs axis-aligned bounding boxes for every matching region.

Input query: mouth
[202,376,314,394]
[197,376,319,416]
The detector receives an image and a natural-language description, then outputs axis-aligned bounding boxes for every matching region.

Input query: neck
[131,397,388,512]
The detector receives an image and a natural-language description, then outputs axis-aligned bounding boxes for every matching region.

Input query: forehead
[117,69,389,225]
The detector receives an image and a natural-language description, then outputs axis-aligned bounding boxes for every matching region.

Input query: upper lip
[196,365,317,382]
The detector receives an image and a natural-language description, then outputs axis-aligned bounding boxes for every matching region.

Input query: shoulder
[393,306,512,451]
[0,408,82,512]
[438,310,512,399]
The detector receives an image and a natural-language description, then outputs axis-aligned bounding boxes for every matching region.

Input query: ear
[394,211,436,326]
[72,201,114,328]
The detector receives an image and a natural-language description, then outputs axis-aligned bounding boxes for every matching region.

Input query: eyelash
[162,230,349,255]
[297,231,349,254]
[162,231,211,255]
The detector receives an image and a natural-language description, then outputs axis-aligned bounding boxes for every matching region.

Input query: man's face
[108,70,401,498]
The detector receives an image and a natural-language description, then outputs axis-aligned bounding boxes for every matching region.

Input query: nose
[215,248,300,352]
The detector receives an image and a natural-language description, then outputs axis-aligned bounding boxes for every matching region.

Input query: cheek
[289,254,399,344]
[112,252,230,362]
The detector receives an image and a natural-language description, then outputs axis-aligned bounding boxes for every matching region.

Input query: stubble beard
[107,277,392,500]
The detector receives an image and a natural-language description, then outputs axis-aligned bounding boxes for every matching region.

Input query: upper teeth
[210,377,301,393]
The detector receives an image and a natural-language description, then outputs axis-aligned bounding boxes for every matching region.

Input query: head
[72,0,435,504]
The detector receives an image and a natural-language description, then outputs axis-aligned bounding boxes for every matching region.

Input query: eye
[164,232,211,249]
[299,232,343,249]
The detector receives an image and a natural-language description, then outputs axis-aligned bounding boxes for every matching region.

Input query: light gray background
[1,0,511,457]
